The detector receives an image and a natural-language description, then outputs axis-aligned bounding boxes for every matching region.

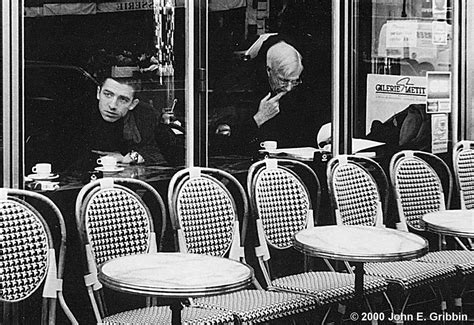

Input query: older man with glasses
[210,34,321,155]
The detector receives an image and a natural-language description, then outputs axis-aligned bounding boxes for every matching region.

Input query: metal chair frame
[76,178,213,324]
[1,188,77,325]
[389,150,474,315]
[452,141,474,250]
[327,154,388,228]
[168,166,320,324]
[327,154,458,319]
[247,158,388,322]
[453,140,474,210]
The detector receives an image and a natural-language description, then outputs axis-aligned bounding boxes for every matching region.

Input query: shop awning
[24,0,247,17]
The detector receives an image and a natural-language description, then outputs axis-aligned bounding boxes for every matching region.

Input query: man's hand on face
[92,150,133,164]
[253,92,285,128]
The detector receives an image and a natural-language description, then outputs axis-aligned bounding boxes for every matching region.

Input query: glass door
[335,0,461,157]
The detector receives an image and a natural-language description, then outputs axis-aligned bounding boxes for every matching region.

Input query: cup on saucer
[260,141,277,151]
[32,163,52,178]
[35,181,59,191]
[97,156,118,171]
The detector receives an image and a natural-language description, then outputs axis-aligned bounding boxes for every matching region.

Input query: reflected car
[25,61,99,172]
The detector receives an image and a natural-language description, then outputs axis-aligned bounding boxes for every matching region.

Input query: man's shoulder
[132,101,159,118]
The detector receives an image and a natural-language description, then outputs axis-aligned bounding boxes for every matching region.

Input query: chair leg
[385,284,409,324]
[450,277,465,314]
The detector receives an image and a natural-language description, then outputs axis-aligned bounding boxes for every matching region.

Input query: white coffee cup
[97,156,118,169]
[32,163,52,176]
[260,141,277,151]
[37,181,59,191]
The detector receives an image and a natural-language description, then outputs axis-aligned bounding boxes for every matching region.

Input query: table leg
[170,301,183,325]
[354,262,365,299]
[353,262,365,314]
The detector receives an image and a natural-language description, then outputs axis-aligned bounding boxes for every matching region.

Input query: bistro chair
[452,140,474,249]
[327,154,458,320]
[0,188,77,325]
[453,140,474,210]
[75,177,233,324]
[388,150,474,314]
[246,158,388,322]
[168,166,320,324]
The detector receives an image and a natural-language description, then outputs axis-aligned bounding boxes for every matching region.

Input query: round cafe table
[422,210,474,238]
[422,210,474,250]
[293,225,428,300]
[98,252,253,325]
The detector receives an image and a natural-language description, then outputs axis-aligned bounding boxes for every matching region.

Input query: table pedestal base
[354,262,365,315]
[170,301,183,325]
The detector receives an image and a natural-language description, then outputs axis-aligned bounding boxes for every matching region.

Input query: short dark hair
[98,76,142,96]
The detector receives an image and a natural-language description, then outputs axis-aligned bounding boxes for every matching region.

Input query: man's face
[97,78,138,122]
[267,67,302,94]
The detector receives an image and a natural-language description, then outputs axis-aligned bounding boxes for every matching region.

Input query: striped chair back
[327,155,387,227]
[453,140,474,209]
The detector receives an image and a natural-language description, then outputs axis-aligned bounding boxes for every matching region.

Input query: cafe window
[207,1,333,161]
[22,1,187,175]
[334,0,462,157]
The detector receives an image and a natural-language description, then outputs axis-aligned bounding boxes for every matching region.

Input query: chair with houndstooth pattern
[75,177,234,324]
[453,140,474,251]
[388,150,474,316]
[168,166,321,323]
[247,158,388,322]
[1,188,77,325]
[453,140,474,211]
[327,154,458,321]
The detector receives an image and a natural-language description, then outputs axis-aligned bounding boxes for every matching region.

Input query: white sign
[97,1,153,12]
[432,21,448,45]
[433,0,447,20]
[431,113,448,153]
[426,71,451,113]
[386,20,417,49]
[366,74,427,133]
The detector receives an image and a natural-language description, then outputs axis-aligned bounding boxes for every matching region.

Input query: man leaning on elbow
[68,74,181,171]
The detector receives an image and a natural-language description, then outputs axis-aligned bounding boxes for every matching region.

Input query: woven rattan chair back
[390,151,451,231]
[248,159,319,250]
[453,140,474,209]
[168,167,246,259]
[327,155,387,227]
[1,195,50,302]
[1,189,77,325]
[76,178,164,266]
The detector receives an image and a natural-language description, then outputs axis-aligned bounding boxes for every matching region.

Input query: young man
[69,76,182,170]
[90,77,153,164]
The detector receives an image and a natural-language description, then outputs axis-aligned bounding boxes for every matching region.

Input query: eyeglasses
[277,77,302,87]
[268,67,302,87]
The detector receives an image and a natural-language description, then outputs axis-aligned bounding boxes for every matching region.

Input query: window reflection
[208,1,332,157]
[356,0,453,156]
[23,4,185,172]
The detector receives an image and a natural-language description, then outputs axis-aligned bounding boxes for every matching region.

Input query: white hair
[266,42,303,76]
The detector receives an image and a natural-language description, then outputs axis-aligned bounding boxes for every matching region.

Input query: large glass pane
[353,0,456,156]
[1,11,3,187]
[207,1,332,160]
[23,2,186,179]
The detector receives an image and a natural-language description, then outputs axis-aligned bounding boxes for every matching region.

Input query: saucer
[95,166,125,173]
[27,173,59,180]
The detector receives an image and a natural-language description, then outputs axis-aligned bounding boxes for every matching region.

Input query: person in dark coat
[68,76,183,171]
[210,34,321,155]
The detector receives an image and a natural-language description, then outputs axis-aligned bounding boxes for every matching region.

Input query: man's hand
[92,150,133,164]
[253,92,285,127]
